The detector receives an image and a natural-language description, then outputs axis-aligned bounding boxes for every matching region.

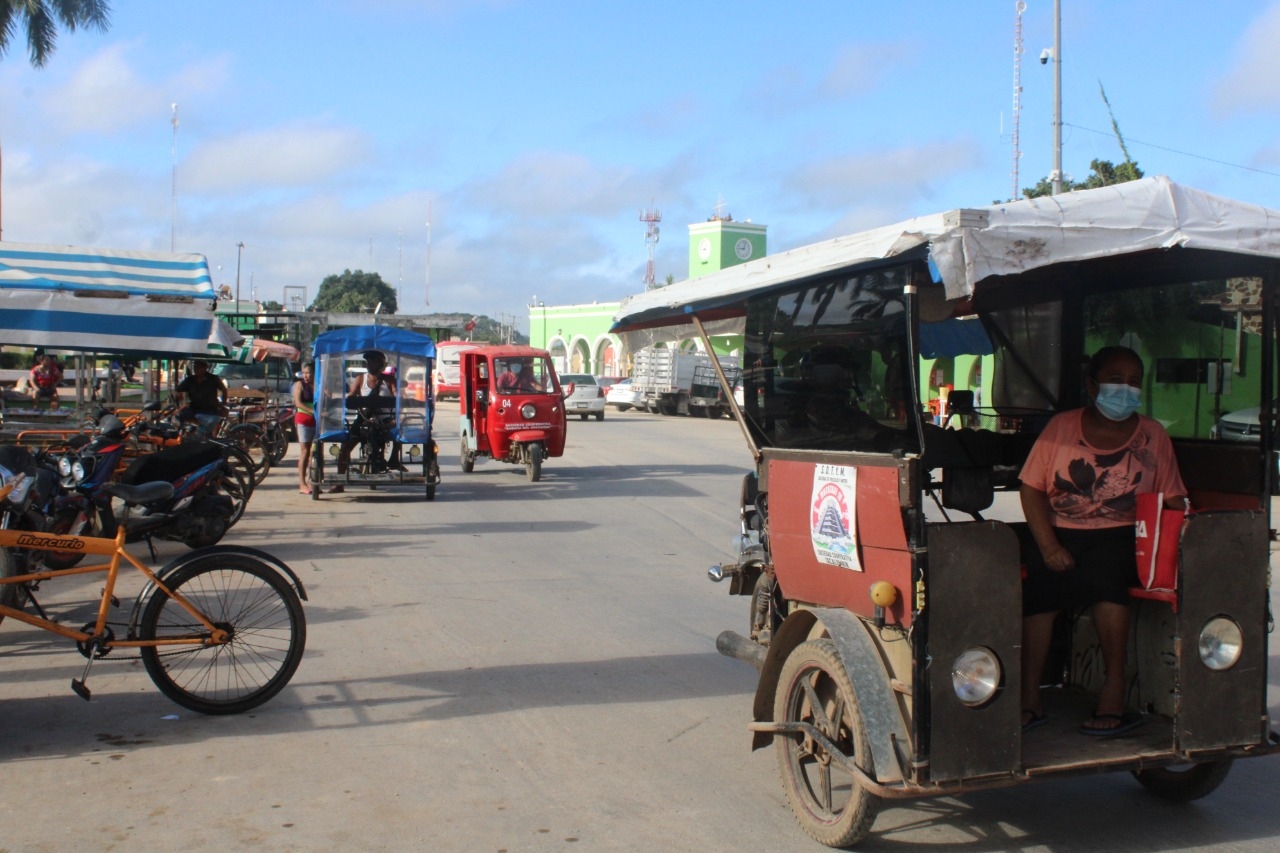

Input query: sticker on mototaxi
[504,422,554,430]
[810,464,862,571]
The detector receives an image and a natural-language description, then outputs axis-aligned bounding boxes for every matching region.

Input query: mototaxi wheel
[226,424,272,485]
[526,442,543,482]
[774,639,880,848]
[1132,759,1234,802]
[138,553,306,715]
[213,463,251,527]
[460,437,475,473]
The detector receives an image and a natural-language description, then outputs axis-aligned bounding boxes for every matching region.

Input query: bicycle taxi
[611,177,1280,847]
[310,326,440,500]
[458,345,566,482]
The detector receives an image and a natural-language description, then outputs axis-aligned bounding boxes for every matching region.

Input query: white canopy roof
[611,176,1280,343]
[0,241,218,354]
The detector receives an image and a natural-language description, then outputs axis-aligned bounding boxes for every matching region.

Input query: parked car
[606,378,644,412]
[1213,399,1278,441]
[560,373,606,421]
[595,375,626,393]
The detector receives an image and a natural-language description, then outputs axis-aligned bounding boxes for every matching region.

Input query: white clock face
[697,238,712,261]
[735,238,753,260]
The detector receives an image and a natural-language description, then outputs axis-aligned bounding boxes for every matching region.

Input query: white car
[605,378,643,412]
[560,373,606,421]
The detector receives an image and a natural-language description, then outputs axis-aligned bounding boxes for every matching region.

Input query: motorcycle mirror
[563,383,575,398]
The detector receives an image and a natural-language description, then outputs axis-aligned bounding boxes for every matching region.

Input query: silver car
[605,378,643,412]
[560,373,606,421]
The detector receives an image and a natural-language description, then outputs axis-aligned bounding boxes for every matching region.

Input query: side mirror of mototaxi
[475,388,488,406]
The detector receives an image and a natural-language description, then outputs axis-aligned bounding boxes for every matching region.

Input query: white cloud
[182,124,374,193]
[1212,3,1280,115]
[39,43,231,135]
[818,42,912,99]
[782,139,984,211]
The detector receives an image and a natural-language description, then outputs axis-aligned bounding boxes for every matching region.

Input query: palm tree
[0,0,111,68]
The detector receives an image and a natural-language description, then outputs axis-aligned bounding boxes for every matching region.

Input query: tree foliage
[309,269,399,314]
[1023,158,1144,199]
[0,0,110,67]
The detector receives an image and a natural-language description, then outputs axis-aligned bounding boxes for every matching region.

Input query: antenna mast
[640,205,661,290]
[1011,1,1025,201]
[424,200,432,308]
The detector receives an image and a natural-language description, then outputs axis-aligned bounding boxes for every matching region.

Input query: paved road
[2,407,1278,852]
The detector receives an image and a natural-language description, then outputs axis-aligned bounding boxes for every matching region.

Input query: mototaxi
[310,326,440,500]
[611,177,1280,848]
[459,345,566,482]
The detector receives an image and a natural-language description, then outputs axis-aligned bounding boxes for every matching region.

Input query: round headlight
[521,403,537,419]
[1198,617,1243,671]
[951,647,1002,707]
[71,459,87,483]
[58,456,73,477]
[408,445,423,460]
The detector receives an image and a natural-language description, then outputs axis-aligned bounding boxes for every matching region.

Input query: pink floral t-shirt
[1019,410,1186,530]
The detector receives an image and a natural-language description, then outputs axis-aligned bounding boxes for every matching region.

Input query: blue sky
[3,1,1280,330]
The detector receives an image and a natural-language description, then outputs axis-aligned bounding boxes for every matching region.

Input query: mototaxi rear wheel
[774,639,880,848]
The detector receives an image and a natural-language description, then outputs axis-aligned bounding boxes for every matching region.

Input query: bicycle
[0,475,307,714]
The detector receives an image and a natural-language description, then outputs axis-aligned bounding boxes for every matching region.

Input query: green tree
[1023,158,1144,199]
[261,300,283,312]
[0,0,111,67]
[309,269,398,314]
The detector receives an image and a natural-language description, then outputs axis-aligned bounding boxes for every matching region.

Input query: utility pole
[234,241,245,315]
[1051,0,1063,195]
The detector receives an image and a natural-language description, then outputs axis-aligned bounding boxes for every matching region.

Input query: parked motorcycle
[50,420,243,552]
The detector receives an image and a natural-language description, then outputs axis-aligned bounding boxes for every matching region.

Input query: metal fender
[751,606,908,784]
[506,430,550,444]
[126,545,308,633]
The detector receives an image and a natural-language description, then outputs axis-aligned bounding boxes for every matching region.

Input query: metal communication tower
[1011,1,1026,202]
[640,206,661,290]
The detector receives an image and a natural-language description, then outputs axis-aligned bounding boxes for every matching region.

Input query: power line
[1063,122,1280,179]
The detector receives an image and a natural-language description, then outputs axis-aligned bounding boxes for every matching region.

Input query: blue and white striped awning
[0,241,218,355]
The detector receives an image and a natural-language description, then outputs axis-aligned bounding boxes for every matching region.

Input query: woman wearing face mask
[1018,345,1187,737]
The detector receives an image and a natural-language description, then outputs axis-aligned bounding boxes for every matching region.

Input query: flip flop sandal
[1022,710,1049,732]
[1079,710,1144,737]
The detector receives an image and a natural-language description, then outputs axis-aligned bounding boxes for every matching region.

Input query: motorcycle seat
[105,480,175,507]
[120,442,224,486]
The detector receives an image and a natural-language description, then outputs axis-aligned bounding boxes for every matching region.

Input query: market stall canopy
[0,241,218,354]
[611,176,1280,346]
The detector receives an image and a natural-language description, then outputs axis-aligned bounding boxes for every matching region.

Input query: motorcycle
[51,417,240,552]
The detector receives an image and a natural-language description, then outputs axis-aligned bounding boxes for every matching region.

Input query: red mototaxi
[458,345,566,482]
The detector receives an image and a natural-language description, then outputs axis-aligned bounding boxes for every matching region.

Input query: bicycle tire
[226,424,272,485]
[138,553,306,715]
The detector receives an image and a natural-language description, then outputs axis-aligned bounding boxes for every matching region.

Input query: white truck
[630,347,740,417]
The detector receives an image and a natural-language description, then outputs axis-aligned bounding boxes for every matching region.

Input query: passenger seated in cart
[1018,346,1187,737]
[333,350,397,489]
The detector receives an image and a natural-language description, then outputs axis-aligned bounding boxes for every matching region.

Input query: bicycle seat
[105,481,175,507]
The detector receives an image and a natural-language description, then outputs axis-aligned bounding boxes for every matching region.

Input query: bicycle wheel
[226,424,272,485]
[138,553,306,715]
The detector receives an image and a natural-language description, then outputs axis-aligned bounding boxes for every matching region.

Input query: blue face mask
[1094,382,1141,421]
